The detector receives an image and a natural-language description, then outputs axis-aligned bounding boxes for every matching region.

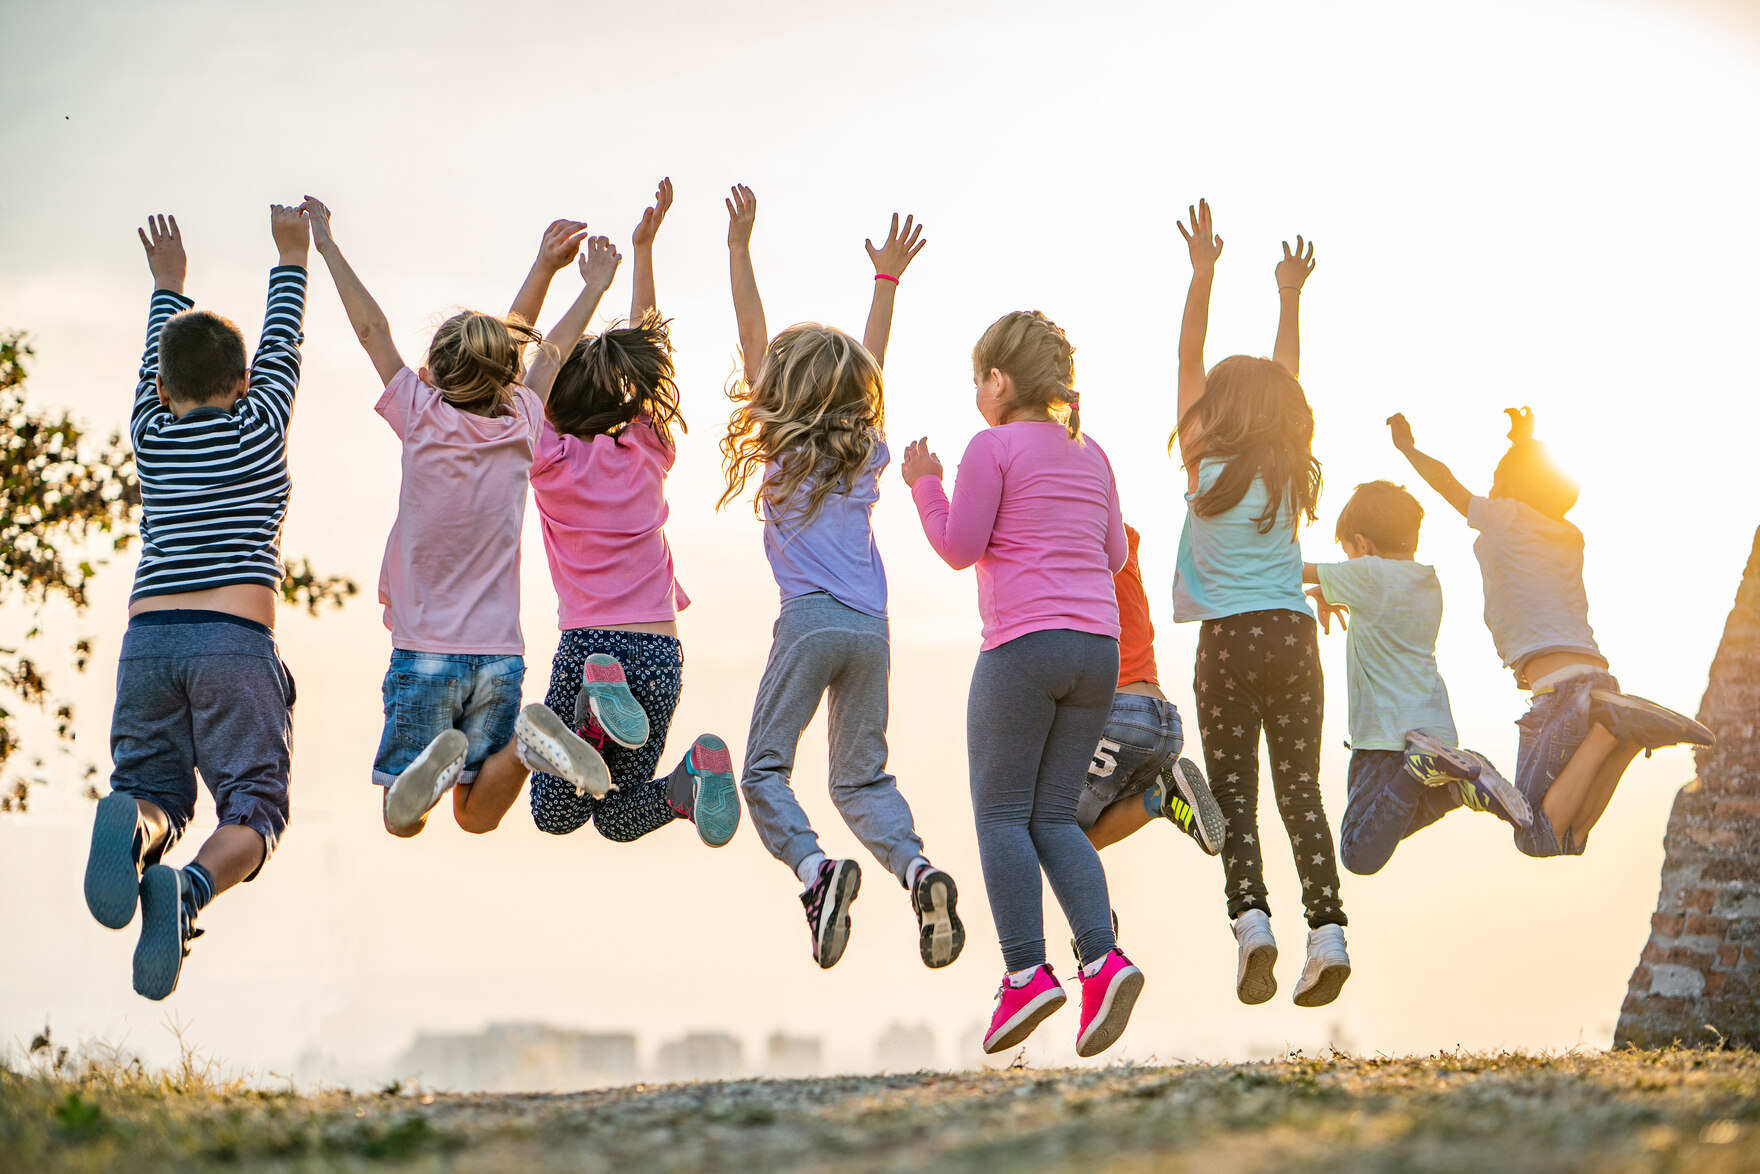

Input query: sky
[3,0,1758,1083]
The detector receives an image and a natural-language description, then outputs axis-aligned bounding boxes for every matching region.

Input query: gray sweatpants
[969,628,1119,972]
[740,592,925,886]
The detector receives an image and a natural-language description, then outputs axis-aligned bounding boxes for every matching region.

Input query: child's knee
[1338,838,1385,877]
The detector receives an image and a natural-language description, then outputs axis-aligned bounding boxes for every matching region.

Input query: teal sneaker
[85,790,147,929]
[668,734,740,847]
[575,654,650,750]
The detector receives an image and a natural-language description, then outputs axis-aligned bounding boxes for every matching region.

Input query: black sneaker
[911,867,965,969]
[1590,691,1715,753]
[1071,909,1122,969]
[1164,758,1226,855]
[85,790,147,929]
[801,858,861,969]
[133,865,204,1001]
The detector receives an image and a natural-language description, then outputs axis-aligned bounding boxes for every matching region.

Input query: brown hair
[719,323,883,526]
[425,311,541,417]
[547,312,685,445]
[971,310,1081,439]
[159,310,247,404]
[1171,355,1321,533]
[1490,406,1578,520]
[1336,480,1424,556]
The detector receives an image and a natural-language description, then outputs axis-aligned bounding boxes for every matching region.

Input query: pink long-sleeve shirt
[911,420,1128,651]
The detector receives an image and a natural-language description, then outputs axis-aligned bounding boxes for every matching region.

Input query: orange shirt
[1115,524,1159,688]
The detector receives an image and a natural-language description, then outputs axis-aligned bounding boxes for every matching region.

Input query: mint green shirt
[1172,459,1311,623]
[1315,556,1458,751]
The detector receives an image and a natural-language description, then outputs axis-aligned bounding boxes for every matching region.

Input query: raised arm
[526,236,622,400]
[726,185,768,383]
[903,436,1003,571]
[861,213,926,367]
[630,177,673,323]
[1175,199,1223,462]
[247,204,313,429]
[508,218,590,327]
[1272,235,1315,376]
[134,214,192,427]
[300,196,404,386]
[1388,413,1474,518]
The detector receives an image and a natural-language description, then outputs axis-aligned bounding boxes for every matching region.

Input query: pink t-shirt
[529,416,689,630]
[376,367,542,655]
[911,420,1127,651]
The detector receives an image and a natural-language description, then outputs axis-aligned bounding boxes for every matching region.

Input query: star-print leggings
[529,628,686,841]
[1193,608,1345,928]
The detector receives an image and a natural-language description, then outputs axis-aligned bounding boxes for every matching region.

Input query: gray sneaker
[516,704,611,798]
[384,728,468,831]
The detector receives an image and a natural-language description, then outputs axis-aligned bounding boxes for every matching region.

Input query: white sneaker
[1292,923,1351,1007]
[515,704,611,798]
[1232,909,1278,1005]
[384,728,468,831]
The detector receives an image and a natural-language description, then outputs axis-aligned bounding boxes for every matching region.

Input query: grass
[4,1045,1759,1172]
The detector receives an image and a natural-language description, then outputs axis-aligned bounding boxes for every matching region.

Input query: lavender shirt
[762,439,889,619]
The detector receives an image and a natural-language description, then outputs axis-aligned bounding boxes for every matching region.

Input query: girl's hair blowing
[1171,354,1322,533]
[425,311,542,417]
[719,323,884,526]
[972,310,1082,439]
[547,312,686,445]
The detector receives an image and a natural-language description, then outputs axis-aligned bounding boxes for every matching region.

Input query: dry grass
[5,1045,1760,1172]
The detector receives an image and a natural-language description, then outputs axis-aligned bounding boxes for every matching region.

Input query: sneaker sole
[1076,965,1145,1058]
[1465,753,1533,828]
[518,705,612,798]
[85,791,143,930]
[983,988,1069,1054]
[1174,759,1226,856]
[1237,940,1278,1005]
[687,735,740,848]
[582,655,650,749]
[1405,731,1482,783]
[915,870,965,969]
[1293,958,1352,1008]
[815,859,861,970]
[385,729,469,831]
[133,864,185,1001]
[1590,690,1716,750]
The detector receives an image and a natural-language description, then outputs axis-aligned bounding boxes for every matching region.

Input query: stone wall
[1615,526,1760,1048]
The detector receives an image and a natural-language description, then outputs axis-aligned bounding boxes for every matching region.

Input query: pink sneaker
[982,965,1068,1054]
[1075,949,1145,1058]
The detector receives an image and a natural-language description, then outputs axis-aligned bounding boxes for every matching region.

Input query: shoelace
[573,713,610,753]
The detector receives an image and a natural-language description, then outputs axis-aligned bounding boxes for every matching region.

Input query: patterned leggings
[1193,609,1345,928]
[529,629,685,841]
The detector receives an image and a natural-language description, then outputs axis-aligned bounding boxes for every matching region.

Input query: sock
[796,853,827,888]
[1007,966,1040,987]
[905,856,931,890]
[1081,955,1109,978]
[182,862,217,912]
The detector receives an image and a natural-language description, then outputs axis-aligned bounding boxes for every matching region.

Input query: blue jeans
[371,651,525,787]
[1513,667,1619,858]
[1076,693,1183,829]
[1338,749,1462,875]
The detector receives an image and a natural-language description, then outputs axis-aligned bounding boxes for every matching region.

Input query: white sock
[905,856,931,889]
[1081,955,1109,979]
[796,853,827,888]
[1007,966,1040,987]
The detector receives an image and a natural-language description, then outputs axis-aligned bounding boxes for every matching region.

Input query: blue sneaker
[575,655,650,750]
[1453,750,1533,828]
[1403,731,1482,787]
[667,734,740,847]
[85,791,147,930]
[133,865,203,1001]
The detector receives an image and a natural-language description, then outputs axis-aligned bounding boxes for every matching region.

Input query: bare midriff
[1517,649,1608,691]
[591,620,679,638]
[1119,680,1165,700]
[129,583,278,629]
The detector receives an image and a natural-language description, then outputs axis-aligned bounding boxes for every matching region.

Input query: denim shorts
[1077,692,1184,828]
[1512,666,1619,857]
[371,651,525,787]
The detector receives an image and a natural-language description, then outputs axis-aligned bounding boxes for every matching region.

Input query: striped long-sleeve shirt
[130,266,308,602]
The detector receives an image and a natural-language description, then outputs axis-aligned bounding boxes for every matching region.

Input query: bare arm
[726,185,768,383]
[861,213,926,367]
[300,196,404,386]
[1272,235,1315,376]
[526,236,622,401]
[629,177,673,322]
[1388,413,1474,518]
[1175,199,1223,463]
[508,219,590,326]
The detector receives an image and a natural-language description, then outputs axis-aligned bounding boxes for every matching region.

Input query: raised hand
[536,219,590,273]
[579,235,623,289]
[865,213,926,279]
[300,196,337,250]
[633,178,674,249]
[1306,586,1348,635]
[900,438,942,487]
[1276,235,1315,292]
[138,214,186,293]
[1387,413,1415,453]
[726,184,758,249]
[270,204,310,264]
[1176,199,1223,271]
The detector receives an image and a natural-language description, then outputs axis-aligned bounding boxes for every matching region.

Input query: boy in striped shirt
[83,207,310,1000]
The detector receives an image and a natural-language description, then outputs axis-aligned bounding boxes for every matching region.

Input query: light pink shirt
[911,421,1127,651]
[376,367,542,655]
[530,416,690,630]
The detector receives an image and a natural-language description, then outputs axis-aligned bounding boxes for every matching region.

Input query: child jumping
[720,186,964,973]
[84,207,311,1000]
[508,179,739,848]
[1388,408,1712,857]
[1173,199,1348,1009]
[905,310,1145,1060]
[1302,479,1533,877]
[302,196,615,837]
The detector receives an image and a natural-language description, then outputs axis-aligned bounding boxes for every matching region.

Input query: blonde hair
[719,323,884,526]
[972,310,1081,439]
[425,311,542,417]
[1491,406,1578,519]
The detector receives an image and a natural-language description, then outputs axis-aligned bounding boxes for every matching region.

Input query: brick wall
[1615,526,1760,1048]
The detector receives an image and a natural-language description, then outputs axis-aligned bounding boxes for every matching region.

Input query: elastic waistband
[1529,663,1612,694]
[128,609,273,638]
[562,627,683,648]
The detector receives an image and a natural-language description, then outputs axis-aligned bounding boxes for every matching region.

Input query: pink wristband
[874,274,899,284]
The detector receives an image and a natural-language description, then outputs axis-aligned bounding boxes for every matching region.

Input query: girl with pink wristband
[903,311,1144,1059]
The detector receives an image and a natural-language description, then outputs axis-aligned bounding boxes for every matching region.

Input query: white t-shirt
[1315,556,1457,751]
[1467,495,1604,674]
